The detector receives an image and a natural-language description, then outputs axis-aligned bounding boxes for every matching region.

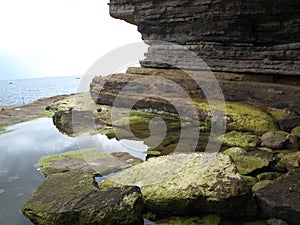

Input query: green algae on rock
[252,180,272,192]
[22,172,144,225]
[195,101,278,134]
[221,131,260,148]
[291,126,300,138]
[276,151,300,172]
[100,153,256,218]
[37,149,143,176]
[223,148,273,175]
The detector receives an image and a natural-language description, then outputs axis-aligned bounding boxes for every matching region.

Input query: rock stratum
[110,0,300,76]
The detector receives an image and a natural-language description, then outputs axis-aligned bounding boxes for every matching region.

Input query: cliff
[109,0,300,75]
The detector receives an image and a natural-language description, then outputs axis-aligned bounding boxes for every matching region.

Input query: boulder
[255,169,300,225]
[101,153,257,218]
[223,148,273,175]
[23,172,144,225]
[260,132,288,150]
[23,149,144,225]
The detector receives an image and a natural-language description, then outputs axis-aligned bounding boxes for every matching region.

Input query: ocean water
[0,76,82,105]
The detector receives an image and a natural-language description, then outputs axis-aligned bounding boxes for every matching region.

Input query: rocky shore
[18,0,300,224]
[17,91,299,225]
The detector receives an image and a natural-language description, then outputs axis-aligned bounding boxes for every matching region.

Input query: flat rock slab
[23,172,144,225]
[101,153,257,218]
[37,149,143,176]
[255,169,300,225]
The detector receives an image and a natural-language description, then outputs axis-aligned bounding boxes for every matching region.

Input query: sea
[0,76,82,106]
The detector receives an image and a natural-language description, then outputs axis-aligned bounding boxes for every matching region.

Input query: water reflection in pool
[0,118,148,225]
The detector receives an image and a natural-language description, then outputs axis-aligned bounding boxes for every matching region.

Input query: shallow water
[0,118,148,225]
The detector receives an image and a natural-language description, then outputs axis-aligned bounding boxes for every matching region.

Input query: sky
[0,0,141,80]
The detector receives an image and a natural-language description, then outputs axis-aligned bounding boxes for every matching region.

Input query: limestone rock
[101,153,256,217]
[255,169,300,225]
[23,172,144,225]
[260,132,288,150]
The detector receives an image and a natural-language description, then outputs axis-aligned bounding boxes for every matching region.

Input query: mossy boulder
[276,151,300,171]
[22,172,144,225]
[221,131,260,148]
[101,153,256,217]
[195,101,278,133]
[223,148,273,175]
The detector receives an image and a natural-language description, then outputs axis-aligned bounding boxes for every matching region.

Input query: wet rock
[221,131,260,148]
[223,148,273,175]
[53,110,103,136]
[255,169,300,225]
[37,149,143,176]
[23,172,144,225]
[101,153,257,218]
[291,126,300,138]
[0,188,5,194]
[276,151,300,171]
[260,132,288,150]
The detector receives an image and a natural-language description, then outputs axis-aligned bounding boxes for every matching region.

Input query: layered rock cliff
[109,0,300,75]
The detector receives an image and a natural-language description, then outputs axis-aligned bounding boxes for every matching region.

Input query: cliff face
[109,0,300,75]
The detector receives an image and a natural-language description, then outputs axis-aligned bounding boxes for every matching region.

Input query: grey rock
[255,169,300,225]
[261,132,288,150]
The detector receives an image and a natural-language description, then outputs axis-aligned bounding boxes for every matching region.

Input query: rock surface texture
[109,0,300,76]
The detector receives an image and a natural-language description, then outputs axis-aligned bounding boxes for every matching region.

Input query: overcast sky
[0,0,141,80]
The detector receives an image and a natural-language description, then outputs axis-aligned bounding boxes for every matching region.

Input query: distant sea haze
[0,76,81,105]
